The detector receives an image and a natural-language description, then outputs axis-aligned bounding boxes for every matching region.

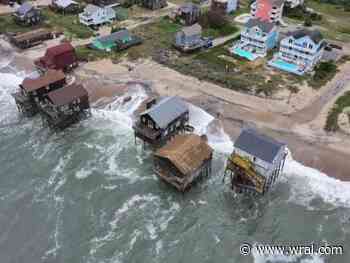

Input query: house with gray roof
[79,4,116,27]
[268,29,326,75]
[224,129,287,194]
[174,23,203,52]
[13,2,41,25]
[230,18,278,60]
[50,0,80,14]
[133,96,190,147]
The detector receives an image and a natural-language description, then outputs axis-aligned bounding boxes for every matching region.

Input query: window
[309,44,313,49]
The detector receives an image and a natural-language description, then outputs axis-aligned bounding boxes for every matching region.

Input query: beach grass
[41,9,94,39]
[325,91,350,132]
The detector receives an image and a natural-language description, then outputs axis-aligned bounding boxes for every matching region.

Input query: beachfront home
[230,18,278,61]
[35,42,78,72]
[268,29,325,75]
[171,3,200,26]
[79,4,116,27]
[141,0,167,10]
[13,2,41,25]
[154,134,213,192]
[12,70,66,117]
[50,0,80,14]
[174,23,203,52]
[40,84,90,130]
[285,0,304,8]
[210,0,238,14]
[90,29,142,51]
[250,0,284,24]
[224,129,287,195]
[133,96,191,148]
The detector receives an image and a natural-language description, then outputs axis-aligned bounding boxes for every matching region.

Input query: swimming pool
[231,47,258,61]
[269,59,304,75]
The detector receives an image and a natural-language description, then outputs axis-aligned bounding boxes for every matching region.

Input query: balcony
[133,121,161,141]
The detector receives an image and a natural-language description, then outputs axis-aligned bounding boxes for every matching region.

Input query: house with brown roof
[35,42,78,72]
[9,28,61,49]
[12,70,66,117]
[40,84,90,129]
[154,134,213,192]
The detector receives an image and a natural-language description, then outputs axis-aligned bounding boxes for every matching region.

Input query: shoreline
[2,41,350,181]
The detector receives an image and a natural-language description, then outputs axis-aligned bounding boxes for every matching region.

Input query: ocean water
[0,60,350,263]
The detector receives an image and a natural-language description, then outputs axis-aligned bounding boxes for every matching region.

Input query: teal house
[91,29,141,51]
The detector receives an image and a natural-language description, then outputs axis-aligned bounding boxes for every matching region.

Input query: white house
[79,4,116,27]
[269,29,326,75]
[230,18,278,61]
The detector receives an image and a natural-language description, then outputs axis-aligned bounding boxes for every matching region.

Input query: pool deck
[268,59,305,76]
[229,47,260,61]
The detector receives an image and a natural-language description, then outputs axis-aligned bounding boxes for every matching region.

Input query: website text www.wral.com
[240,242,344,257]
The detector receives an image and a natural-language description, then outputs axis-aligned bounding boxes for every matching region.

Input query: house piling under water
[224,129,287,195]
[39,84,90,130]
[12,70,66,117]
[133,96,193,148]
[154,134,213,192]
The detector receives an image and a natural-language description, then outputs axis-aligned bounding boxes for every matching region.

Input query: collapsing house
[35,42,78,72]
[12,70,66,117]
[133,96,192,148]
[154,134,213,192]
[39,84,90,130]
[223,129,287,195]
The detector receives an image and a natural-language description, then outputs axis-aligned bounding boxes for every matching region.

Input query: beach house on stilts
[154,134,213,192]
[12,70,66,117]
[133,96,193,148]
[223,129,287,195]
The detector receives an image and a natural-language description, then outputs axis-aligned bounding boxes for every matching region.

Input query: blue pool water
[232,47,258,61]
[269,59,304,75]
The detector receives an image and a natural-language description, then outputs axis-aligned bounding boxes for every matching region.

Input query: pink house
[251,0,284,24]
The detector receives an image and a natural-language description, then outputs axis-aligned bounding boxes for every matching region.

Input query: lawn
[0,8,94,39]
[41,9,94,39]
[325,91,350,132]
[305,0,350,42]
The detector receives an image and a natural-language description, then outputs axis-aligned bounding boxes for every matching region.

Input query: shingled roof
[97,29,130,44]
[154,134,213,176]
[234,129,285,164]
[21,70,65,92]
[181,23,202,36]
[47,84,88,106]
[288,29,324,44]
[46,42,75,57]
[245,18,275,33]
[141,96,188,129]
